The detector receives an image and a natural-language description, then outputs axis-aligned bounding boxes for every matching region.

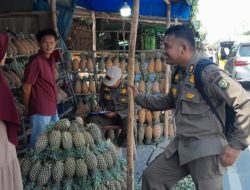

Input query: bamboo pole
[51,0,58,33]
[127,0,140,189]
[92,11,96,55]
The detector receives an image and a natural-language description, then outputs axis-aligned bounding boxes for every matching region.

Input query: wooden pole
[51,0,58,33]
[92,11,96,56]
[127,0,139,189]
[164,0,172,138]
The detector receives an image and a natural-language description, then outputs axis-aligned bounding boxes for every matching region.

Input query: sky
[197,0,250,44]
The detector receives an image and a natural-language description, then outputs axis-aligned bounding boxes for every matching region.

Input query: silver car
[224,42,250,82]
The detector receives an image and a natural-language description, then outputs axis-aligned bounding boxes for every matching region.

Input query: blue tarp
[76,0,192,21]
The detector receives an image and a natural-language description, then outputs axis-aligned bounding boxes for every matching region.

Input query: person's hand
[132,85,139,98]
[220,145,241,167]
[104,111,117,118]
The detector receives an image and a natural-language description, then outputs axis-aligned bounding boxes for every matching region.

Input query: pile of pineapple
[7,33,39,57]
[19,117,127,190]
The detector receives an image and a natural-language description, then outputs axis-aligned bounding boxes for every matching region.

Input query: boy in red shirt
[22,29,59,147]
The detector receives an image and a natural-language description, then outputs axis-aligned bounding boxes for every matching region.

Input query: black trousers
[87,115,128,147]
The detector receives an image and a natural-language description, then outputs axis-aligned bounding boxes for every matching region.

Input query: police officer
[88,66,128,147]
[133,25,250,190]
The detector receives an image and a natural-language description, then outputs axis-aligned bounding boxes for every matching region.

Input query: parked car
[224,42,250,82]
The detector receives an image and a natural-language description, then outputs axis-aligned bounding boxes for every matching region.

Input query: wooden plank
[51,0,58,33]
[127,0,140,189]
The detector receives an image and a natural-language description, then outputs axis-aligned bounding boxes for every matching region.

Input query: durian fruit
[54,118,71,131]
[64,157,76,178]
[49,130,61,150]
[147,57,155,73]
[89,75,96,93]
[86,123,102,143]
[86,56,94,72]
[79,53,87,72]
[52,160,64,183]
[75,159,88,177]
[72,57,80,71]
[37,163,52,186]
[62,131,73,150]
[85,148,97,171]
[72,131,85,149]
[81,76,89,94]
[154,52,163,72]
[105,56,113,70]
[29,161,42,182]
[35,133,49,153]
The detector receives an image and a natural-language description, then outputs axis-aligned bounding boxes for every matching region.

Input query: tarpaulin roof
[76,0,192,21]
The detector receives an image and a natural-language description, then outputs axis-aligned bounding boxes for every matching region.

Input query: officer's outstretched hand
[220,145,241,167]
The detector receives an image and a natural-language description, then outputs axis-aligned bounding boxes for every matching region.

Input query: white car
[224,42,250,82]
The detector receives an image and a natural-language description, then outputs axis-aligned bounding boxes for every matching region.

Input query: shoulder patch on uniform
[215,77,230,90]
[209,72,220,83]
[188,64,194,73]
[189,74,195,84]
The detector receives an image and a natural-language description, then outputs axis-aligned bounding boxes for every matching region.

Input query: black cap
[36,29,58,42]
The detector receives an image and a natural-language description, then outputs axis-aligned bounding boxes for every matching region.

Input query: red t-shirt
[24,51,57,116]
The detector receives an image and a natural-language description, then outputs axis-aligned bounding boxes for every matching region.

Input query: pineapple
[74,78,82,94]
[138,79,146,93]
[49,130,61,150]
[83,131,95,149]
[147,57,155,73]
[85,148,97,171]
[75,116,84,125]
[80,53,87,72]
[145,110,153,125]
[145,124,153,144]
[134,57,140,74]
[146,80,153,93]
[35,133,49,153]
[72,57,80,71]
[72,131,85,149]
[105,56,113,70]
[96,153,107,171]
[86,123,102,143]
[29,161,42,182]
[159,78,165,93]
[64,157,76,177]
[37,163,52,186]
[153,111,161,124]
[107,180,116,190]
[153,123,162,142]
[69,120,80,134]
[86,57,94,72]
[62,131,73,150]
[102,152,113,169]
[54,118,71,131]
[114,181,122,190]
[152,80,160,94]
[81,76,89,94]
[112,56,120,67]
[137,124,145,144]
[138,109,146,126]
[52,160,64,183]
[89,75,96,93]
[75,159,88,177]
[120,179,127,190]
[154,52,163,72]
[98,56,105,73]
[21,157,33,177]
[107,143,119,164]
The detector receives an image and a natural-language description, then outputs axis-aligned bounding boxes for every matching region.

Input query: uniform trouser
[142,152,225,190]
[87,115,128,147]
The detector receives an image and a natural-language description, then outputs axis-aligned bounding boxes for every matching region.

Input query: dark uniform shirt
[24,50,57,116]
[99,81,128,119]
[135,50,250,165]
